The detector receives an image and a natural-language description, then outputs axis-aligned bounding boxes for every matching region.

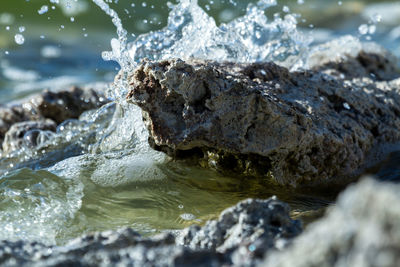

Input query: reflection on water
[0,155,338,245]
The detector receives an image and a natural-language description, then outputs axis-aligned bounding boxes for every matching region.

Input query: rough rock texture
[0,198,301,267]
[180,198,302,266]
[127,52,400,186]
[0,86,108,153]
[180,198,301,252]
[263,178,400,267]
[31,86,108,124]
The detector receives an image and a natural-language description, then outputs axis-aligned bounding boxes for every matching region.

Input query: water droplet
[14,34,25,45]
[38,5,49,15]
[343,103,351,110]
[70,17,75,22]
[283,6,290,13]
[18,26,25,33]
[358,24,369,35]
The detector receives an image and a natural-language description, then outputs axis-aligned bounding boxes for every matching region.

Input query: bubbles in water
[0,168,84,245]
[14,34,25,45]
[180,213,196,221]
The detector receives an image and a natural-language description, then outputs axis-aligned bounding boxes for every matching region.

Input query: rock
[0,198,301,267]
[0,105,41,148]
[0,86,109,154]
[2,120,57,154]
[179,198,302,266]
[306,37,400,81]
[263,178,400,267]
[31,86,109,124]
[126,51,400,186]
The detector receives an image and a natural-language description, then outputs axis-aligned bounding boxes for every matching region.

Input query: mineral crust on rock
[127,51,400,186]
[0,198,300,267]
[263,178,400,267]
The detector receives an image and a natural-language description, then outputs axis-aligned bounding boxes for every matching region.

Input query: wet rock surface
[263,178,400,267]
[0,86,109,154]
[0,198,301,267]
[127,50,400,186]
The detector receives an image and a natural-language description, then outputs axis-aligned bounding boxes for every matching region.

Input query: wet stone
[0,86,109,154]
[263,178,400,267]
[31,86,109,124]
[0,198,301,267]
[127,49,400,186]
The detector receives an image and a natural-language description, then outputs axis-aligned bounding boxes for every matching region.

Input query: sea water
[0,0,399,245]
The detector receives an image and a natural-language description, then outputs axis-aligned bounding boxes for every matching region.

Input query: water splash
[0,168,84,245]
[130,0,310,68]
[94,0,311,84]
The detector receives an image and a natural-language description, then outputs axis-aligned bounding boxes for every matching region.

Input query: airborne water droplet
[14,34,25,45]
[38,5,49,15]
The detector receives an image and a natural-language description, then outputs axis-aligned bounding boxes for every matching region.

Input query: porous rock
[127,51,400,186]
[263,178,400,267]
[0,198,301,267]
[0,86,109,153]
[31,86,109,124]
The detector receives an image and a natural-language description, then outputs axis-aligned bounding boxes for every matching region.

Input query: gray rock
[180,198,301,251]
[262,178,400,267]
[0,198,300,267]
[30,86,109,124]
[179,198,302,266]
[0,105,41,148]
[0,86,109,154]
[127,52,400,186]
[2,119,57,154]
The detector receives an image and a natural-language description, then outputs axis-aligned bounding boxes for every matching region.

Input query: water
[0,0,400,245]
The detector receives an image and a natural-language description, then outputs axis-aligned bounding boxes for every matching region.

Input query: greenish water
[0,0,399,245]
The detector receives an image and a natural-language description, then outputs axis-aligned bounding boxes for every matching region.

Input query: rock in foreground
[0,198,300,267]
[127,52,400,186]
[263,178,400,267]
